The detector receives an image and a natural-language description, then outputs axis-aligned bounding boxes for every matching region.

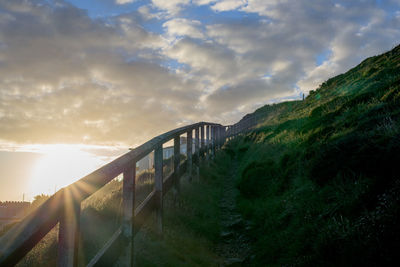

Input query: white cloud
[164,38,243,89]
[0,1,203,146]
[240,0,285,18]
[151,0,190,15]
[0,0,400,147]
[203,0,400,97]
[193,0,216,5]
[116,0,134,5]
[297,3,400,93]
[211,0,246,12]
[163,18,205,39]
[138,5,162,20]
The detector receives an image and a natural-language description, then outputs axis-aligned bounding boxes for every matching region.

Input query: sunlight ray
[28,145,105,198]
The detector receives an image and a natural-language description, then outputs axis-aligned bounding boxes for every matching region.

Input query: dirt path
[216,158,252,266]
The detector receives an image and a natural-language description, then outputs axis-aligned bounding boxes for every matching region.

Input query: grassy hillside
[223,44,400,266]
[4,45,400,266]
[131,44,400,266]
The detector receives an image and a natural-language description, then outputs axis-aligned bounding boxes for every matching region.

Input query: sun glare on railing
[28,144,106,199]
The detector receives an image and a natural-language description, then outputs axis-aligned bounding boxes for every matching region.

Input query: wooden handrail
[0,116,261,267]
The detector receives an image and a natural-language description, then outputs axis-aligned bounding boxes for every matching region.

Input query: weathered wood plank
[121,165,135,267]
[0,189,64,266]
[88,160,188,267]
[154,145,163,236]
[0,122,223,266]
[194,127,200,179]
[187,130,193,179]
[211,126,215,157]
[200,125,204,150]
[60,121,223,203]
[216,126,220,149]
[200,125,205,159]
[206,125,210,161]
[173,136,181,193]
[195,127,200,161]
[57,194,81,267]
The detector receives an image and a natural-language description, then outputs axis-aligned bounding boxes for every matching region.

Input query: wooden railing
[0,115,261,267]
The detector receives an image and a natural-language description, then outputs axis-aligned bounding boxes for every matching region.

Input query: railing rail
[0,114,262,267]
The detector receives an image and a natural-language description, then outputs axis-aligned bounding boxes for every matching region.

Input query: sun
[29,144,105,198]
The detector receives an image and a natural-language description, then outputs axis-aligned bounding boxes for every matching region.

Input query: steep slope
[7,45,399,266]
[224,44,400,265]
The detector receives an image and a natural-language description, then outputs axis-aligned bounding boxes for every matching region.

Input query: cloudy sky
[0,0,400,200]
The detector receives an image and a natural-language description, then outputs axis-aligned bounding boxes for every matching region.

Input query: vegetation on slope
[3,153,224,266]
[3,45,400,266]
[134,43,400,266]
[134,160,227,266]
[225,44,400,266]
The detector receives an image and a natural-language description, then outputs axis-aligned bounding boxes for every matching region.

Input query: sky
[0,0,399,200]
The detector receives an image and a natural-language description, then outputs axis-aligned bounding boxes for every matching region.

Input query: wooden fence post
[216,126,219,150]
[200,125,204,158]
[174,135,180,193]
[57,192,80,267]
[215,127,219,150]
[206,125,210,162]
[195,127,200,161]
[2,121,245,267]
[211,126,215,157]
[220,126,223,147]
[187,129,193,179]
[122,164,135,267]
[217,126,221,149]
[223,126,226,144]
[154,144,163,236]
[215,126,218,152]
[195,127,200,179]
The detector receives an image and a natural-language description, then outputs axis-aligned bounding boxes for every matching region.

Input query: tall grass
[221,44,400,266]
[5,44,400,266]
[134,152,234,266]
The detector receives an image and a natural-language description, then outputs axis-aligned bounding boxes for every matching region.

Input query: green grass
[133,44,400,265]
[220,44,400,266]
[134,152,234,266]
[5,44,400,266]
[5,154,225,266]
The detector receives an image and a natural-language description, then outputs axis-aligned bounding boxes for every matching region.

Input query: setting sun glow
[28,145,105,199]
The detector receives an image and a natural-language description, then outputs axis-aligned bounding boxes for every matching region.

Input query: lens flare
[29,145,105,198]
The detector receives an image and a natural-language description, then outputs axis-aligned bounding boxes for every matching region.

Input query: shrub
[237,160,276,198]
